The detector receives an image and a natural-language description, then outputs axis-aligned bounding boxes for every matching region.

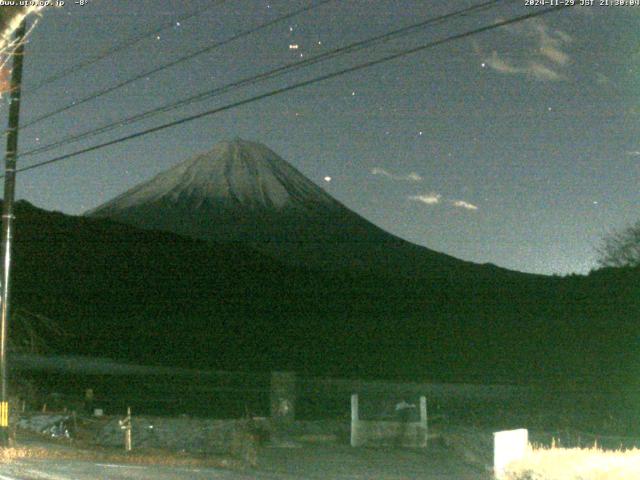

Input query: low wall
[17,413,268,454]
[350,394,428,447]
[95,416,269,454]
[17,413,348,454]
[352,420,427,447]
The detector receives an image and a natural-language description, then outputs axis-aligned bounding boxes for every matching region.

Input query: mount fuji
[13,140,635,381]
[88,138,506,277]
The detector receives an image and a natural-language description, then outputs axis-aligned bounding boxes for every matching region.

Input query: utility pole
[0,19,26,447]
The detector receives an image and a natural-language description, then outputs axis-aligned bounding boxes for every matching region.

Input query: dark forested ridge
[6,200,639,387]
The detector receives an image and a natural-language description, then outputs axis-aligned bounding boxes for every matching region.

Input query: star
[481,62,486,68]
[324,176,332,182]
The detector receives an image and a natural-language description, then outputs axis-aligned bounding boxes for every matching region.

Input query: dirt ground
[0,441,491,479]
[1,425,493,479]
[255,442,491,479]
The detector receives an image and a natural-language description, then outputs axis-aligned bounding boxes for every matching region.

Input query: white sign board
[494,428,528,479]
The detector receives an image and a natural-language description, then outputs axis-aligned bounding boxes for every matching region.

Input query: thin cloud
[534,21,572,64]
[539,45,569,66]
[409,194,479,211]
[528,62,565,81]
[626,150,640,157]
[409,193,441,205]
[478,19,571,82]
[451,200,478,211]
[405,172,422,182]
[540,23,572,44]
[485,51,522,75]
[484,54,565,81]
[371,167,422,182]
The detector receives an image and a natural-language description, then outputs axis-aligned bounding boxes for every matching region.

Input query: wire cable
[20,0,507,158]
[25,2,225,95]
[21,0,334,129]
[12,4,573,177]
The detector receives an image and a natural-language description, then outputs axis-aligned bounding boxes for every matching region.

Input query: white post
[119,406,132,452]
[125,406,132,452]
[494,428,528,479]
[419,396,427,448]
[350,394,359,447]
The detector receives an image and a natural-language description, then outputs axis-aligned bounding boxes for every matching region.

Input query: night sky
[3,1,639,275]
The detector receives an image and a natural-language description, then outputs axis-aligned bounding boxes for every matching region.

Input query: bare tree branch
[597,220,640,268]
[0,6,43,55]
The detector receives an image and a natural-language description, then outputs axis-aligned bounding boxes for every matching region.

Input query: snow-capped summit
[88,138,470,274]
[94,138,337,212]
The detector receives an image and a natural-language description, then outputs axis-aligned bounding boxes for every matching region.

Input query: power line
[12,4,572,177]
[20,0,507,158]
[21,0,334,130]
[25,2,225,95]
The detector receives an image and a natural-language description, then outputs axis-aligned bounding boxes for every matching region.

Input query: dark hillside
[4,201,639,387]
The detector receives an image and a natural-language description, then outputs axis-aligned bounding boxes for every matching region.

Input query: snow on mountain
[93,138,338,213]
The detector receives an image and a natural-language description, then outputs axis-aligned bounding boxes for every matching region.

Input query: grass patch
[0,443,244,469]
[2,430,246,470]
[506,445,640,480]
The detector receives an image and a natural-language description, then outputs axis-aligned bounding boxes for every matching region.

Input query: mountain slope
[87,138,502,277]
[5,201,640,385]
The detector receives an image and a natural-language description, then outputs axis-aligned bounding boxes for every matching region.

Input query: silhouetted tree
[597,220,640,268]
